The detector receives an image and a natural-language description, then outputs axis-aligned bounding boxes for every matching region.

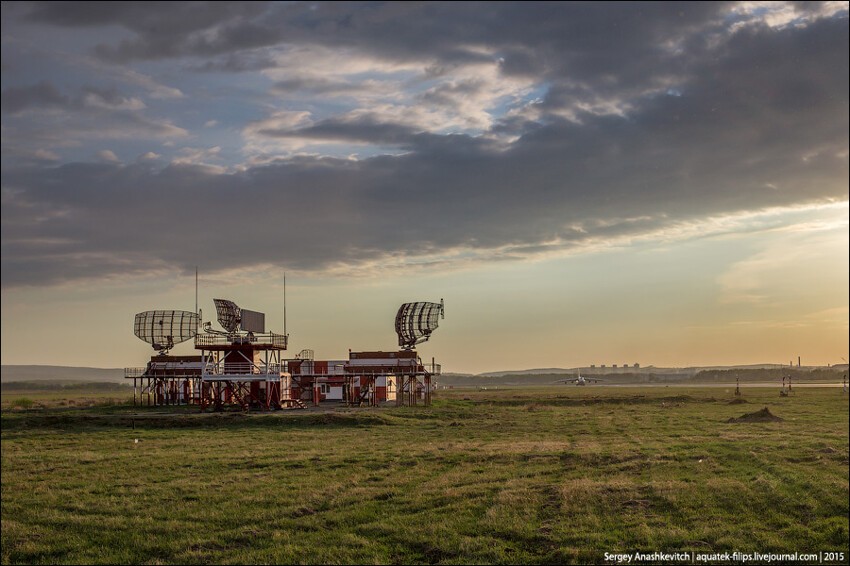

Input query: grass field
[1,381,134,410]
[2,386,848,564]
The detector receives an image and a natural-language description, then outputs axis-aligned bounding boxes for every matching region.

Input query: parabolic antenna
[213,298,241,333]
[134,310,199,354]
[212,298,265,333]
[395,299,445,350]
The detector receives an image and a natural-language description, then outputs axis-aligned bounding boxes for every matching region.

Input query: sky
[1,1,848,374]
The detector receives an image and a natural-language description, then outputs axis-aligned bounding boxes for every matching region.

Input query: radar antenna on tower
[213,298,242,333]
[133,310,199,355]
[394,299,444,350]
[208,298,266,336]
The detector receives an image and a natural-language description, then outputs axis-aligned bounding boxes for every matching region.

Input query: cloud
[190,52,279,73]
[2,2,848,288]
[1,81,188,164]
[170,146,224,172]
[252,114,421,146]
[730,1,848,29]
[1,82,70,114]
[25,1,273,62]
[2,82,160,116]
[96,149,119,163]
[2,87,846,286]
[81,86,146,110]
[244,50,539,156]
[1,147,63,165]
[110,68,184,100]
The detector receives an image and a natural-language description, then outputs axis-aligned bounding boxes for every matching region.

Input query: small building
[288,350,436,406]
[287,359,348,402]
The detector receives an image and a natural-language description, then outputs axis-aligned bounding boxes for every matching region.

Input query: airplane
[553,372,603,386]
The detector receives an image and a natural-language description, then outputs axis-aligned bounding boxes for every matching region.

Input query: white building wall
[326,386,344,400]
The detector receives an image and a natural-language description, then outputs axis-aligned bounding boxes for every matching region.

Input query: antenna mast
[283,272,288,337]
[195,266,198,314]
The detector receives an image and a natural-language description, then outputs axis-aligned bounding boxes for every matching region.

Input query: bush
[13,397,34,409]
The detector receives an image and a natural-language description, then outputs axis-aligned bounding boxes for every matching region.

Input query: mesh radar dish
[213,299,241,333]
[395,299,445,350]
[134,310,199,354]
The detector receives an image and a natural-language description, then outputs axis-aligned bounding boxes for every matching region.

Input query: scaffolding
[125,357,203,406]
[196,331,289,410]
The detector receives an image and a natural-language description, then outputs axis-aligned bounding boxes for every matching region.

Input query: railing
[291,365,440,377]
[125,364,205,378]
[194,332,288,349]
[418,356,441,376]
[290,365,348,376]
[202,362,285,376]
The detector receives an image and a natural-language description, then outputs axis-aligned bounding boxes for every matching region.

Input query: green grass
[7,398,34,410]
[2,387,848,564]
[0,384,133,410]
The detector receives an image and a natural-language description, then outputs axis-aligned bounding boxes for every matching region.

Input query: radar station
[126,291,445,410]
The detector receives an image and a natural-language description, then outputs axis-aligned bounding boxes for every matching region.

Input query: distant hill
[438,372,688,387]
[683,364,789,372]
[440,365,845,386]
[475,363,799,378]
[1,365,124,383]
[477,367,571,377]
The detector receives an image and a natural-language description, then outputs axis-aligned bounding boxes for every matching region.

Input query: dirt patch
[290,505,317,517]
[728,398,749,405]
[727,407,783,423]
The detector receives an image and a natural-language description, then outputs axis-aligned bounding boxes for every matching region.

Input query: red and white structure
[126,298,444,410]
[287,350,440,407]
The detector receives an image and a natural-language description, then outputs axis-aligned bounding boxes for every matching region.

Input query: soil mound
[727,407,783,423]
[727,398,749,405]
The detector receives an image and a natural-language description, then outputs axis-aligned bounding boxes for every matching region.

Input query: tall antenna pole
[284,272,287,336]
[195,266,198,314]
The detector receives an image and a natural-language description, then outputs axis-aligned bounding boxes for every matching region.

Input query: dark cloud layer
[2,2,848,287]
[1,82,70,114]
[26,2,727,96]
[1,82,143,115]
[26,1,271,60]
